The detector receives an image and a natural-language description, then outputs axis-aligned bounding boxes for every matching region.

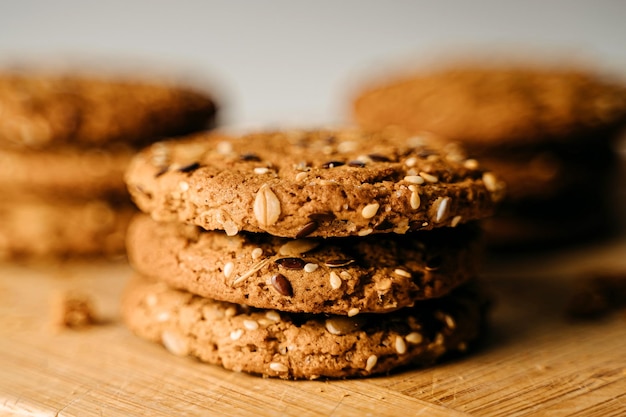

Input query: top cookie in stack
[352,62,626,248]
[0,70,218,259]
[121,127,504,379]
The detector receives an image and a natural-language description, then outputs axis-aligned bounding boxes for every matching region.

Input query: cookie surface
[127,214,482,315]
[0,144,134,198]
[125,128,504,238]
[353,64,626,148]
[0,71,217,149]
[0,197,135,259]
[121,275,487,379]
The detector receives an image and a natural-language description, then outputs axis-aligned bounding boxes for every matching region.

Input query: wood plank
[1,215,626,416]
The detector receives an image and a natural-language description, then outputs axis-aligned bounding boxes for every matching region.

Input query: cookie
[0,197,134,259]
[0,144,134,199]
[125,128,504,238]
[121,274,488,379]
[126,213,482,315]
[0,71,218,149]
[352,64,626,150]
[351,62,626,248]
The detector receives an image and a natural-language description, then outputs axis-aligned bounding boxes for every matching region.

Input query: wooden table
[2,235,625,416]
[2,160,626,416]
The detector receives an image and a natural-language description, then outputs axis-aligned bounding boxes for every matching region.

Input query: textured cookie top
[127,214,482,315]
[125,128,504,238]
[0,72,217,149]
[353,65,626,147]
[122,275,487,379]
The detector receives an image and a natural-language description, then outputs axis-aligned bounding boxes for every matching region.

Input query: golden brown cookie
[125,128,504,238]
[126,214,483,315]
[0,197,135,259]
[121,274,488,379]
[0,71,218,149]
[353,64,626,149]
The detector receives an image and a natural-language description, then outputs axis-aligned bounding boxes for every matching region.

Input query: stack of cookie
[121,128,504,379]
[0,71,217,259]
[352,62,626,248]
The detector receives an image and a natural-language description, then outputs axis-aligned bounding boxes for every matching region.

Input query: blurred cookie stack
[121,128,504,379]
[352,61,626,249]
[0,70,217,259]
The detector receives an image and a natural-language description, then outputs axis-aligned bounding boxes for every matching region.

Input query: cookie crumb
[51,290,97,330]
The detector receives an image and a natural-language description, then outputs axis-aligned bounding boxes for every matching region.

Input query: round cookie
[127,214,483,315]
[121,274,488,379]
[0,71,218,149]
[125,128,504,238]
[0,144,134,198]
[352,64,626,149]
[0,197,135,259]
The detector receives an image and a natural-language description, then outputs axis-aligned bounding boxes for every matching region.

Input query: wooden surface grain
[1,233,625,417]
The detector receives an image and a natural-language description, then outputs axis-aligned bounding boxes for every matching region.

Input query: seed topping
[295,221,319,239]
[178,162,201,173]
[361,203,380,219]
[275,257,306,270]
[232,258,271,286]
[270,274,294,296]
[324,259,355,268]
[329,271,342,290]
[321,161,345,169]
[304,263,319,273]
[419,172,439,183]
[395,336,408,354]
[254,184,281,227]
[365,355,378,372]
[269,362,289,373]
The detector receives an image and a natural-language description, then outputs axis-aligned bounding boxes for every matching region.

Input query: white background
[1,0,625,131]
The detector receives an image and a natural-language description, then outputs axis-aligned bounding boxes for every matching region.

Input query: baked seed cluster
[0,70,217,259]
[122,127,500,379]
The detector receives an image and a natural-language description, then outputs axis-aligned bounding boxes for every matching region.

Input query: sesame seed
[254,167,270,175]
[405,156,418,167]
[482,172,498,192]
[265,310,281,322]
[339,271,352,280]
[419,172,438,183]
[269,362,289,373]
[361,203,380,219]
[347,308,360,317]
[278,239,319,256]
[450,215,462,227]
[179,181,190,191]
[365,355,378,372]
[329,271,342,290]
[243,319,259,330]
[405,332,423,344]
[394,268,411,278]
[251,247,263,260]
[464,159,479,169]
[404,175,424,184]
[223,262,234,278]
[409,185,421,210]
[224,306,237,317]
[434,197,450,223]
[155,312,170,322]
[357,228,373,236]
[229,329,243,340]
[295,171,307,181]
[304,263,319,273]
[161,331,189,357]
[216,141,233,155]
[395,336,407,354]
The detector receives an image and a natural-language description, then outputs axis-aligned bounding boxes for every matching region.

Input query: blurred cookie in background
[0,69,219,260]
[352,60,626,249]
